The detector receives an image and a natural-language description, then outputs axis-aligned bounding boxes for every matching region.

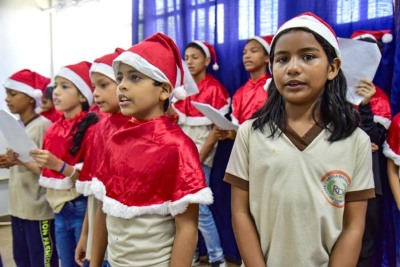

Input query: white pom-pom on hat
[212,63,219,71]
[33,89,43,98]
[351,29,393,44]
[173,85,187,100]
[382,33,393,43]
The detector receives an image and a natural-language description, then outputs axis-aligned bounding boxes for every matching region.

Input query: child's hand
[6,148,22,165]
[75,237,87,266]
[0,154,14,168]
[371,143,379,153]
[356,79,376,105]
[30,149,63,171]
[215,128,237,140]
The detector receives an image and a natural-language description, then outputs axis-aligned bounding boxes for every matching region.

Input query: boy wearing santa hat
[1,69,59,267]
[90,32,213,267]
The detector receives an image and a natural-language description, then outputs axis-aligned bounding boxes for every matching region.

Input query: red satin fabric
[173,73,230,117]
[102,115,207,207]
[387,113,400,155]
[40,107,62,123]
[232,74,270,125]
[41,112,96,182]
[370,86,392,120]
[80,112,130,183]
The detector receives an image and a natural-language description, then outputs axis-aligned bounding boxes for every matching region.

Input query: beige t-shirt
[8,116,54,220]
[225,120,375,267]
[180,124,215,167]
[46,188,81,213]
[106,214,175,267]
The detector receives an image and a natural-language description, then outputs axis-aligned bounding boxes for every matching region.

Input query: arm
[199,125,219,163]
[75,208,89,266]
[170,204,199,267]
[30,149,79,181]
[89,202,108,267]
[0,153,15,169]
[5,149,41,174]
[388,159,400,209]
[231,184,265,266]
[329,200,368,267]
[215,128,237,141]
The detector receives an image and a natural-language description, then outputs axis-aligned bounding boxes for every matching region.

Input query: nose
[5,95,10,103]
[93,87,100,98]
[287,57,300,76]
[53,85,61,96]
[117,78,127,93]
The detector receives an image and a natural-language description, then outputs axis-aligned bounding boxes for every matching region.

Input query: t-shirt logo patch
[321,170,351,208]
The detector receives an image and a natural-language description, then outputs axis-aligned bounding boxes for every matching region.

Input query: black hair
[252,28,360,142]
[69,101,99,156]
[245,38,269,56]
[153,80,170,112]
[185,42,207,58]
[44,86,55,100]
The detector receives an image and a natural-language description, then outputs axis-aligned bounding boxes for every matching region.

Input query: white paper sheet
[191,101,239,131]
[0,110,37,162]
[338,38,382,105]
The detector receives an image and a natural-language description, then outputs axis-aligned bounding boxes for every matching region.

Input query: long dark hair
[69,101,99,155]
[252,28,360,142]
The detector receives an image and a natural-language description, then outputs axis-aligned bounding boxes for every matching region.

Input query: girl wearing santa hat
[1,69,59,267]
[224,12,375,266]
[74,48,128,267]
[383,114,400,266]
[90,32,213,267]
[30,61,99,267]
[170,40,229,266]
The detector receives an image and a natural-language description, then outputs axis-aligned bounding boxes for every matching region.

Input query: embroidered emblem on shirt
[321,170,351,208]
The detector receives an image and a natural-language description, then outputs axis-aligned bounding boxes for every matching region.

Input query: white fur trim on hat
[39,175,74,189]
[383,141,400,166]
[193,41,211,57]
[91,178,213,219]
[3,79,43,108]
[90,62,116,82]
[251,36,271,54]
[273,14,341,58]
[57,67,93,106]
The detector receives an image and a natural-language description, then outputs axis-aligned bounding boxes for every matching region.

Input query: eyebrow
[274,47,321,55]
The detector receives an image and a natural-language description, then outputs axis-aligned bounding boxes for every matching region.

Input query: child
[39,85,62,123]
[224,12,375,267]
[171,40,230,266]
[90,32,213,267]
[383,113,400,266]
[350,30,393,266]
[74,48,127,267]
[30,61,98,267]
[216,35,272,141]
[1,69,59,267]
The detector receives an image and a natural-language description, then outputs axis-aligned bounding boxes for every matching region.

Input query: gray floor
[0,221,239,267]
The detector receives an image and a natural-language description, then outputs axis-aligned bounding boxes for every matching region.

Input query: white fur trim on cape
[75,180,93,196]
[383,141,400,166]
[39,175,74,189]
[91,179,213,219]
[74,162,83,171]
[373,115,391,130]
[57,67,93,106]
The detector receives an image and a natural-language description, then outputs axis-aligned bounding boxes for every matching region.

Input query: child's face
[5,89,34,114]
[53,76,86,113]
[40,98,54,112]
[272,30,339,106]
[116,63,170,119]
[243,40,268,73]
[185,47,210,78]
[91,72,120,114]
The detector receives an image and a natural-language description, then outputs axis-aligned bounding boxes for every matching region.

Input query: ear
[205,57,211,67]
[160,83,172,101]
[327,58,341,81]
[78,94,88,103]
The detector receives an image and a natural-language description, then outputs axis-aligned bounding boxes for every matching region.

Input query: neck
[285,101,320,123]
[63,105,83,119]
[193,71,206,83]
[19,109,37,125]
[249,67,267,81]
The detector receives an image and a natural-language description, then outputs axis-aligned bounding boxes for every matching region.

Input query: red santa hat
[383,114,400,166]
[351,30,393,44]
[113,32,188,100]
[90,48,125,82]
[191,41,220,70]
[271,12,340,59]
[3,69,50,107]
[56,61,94,106]
[250,35,274,54]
